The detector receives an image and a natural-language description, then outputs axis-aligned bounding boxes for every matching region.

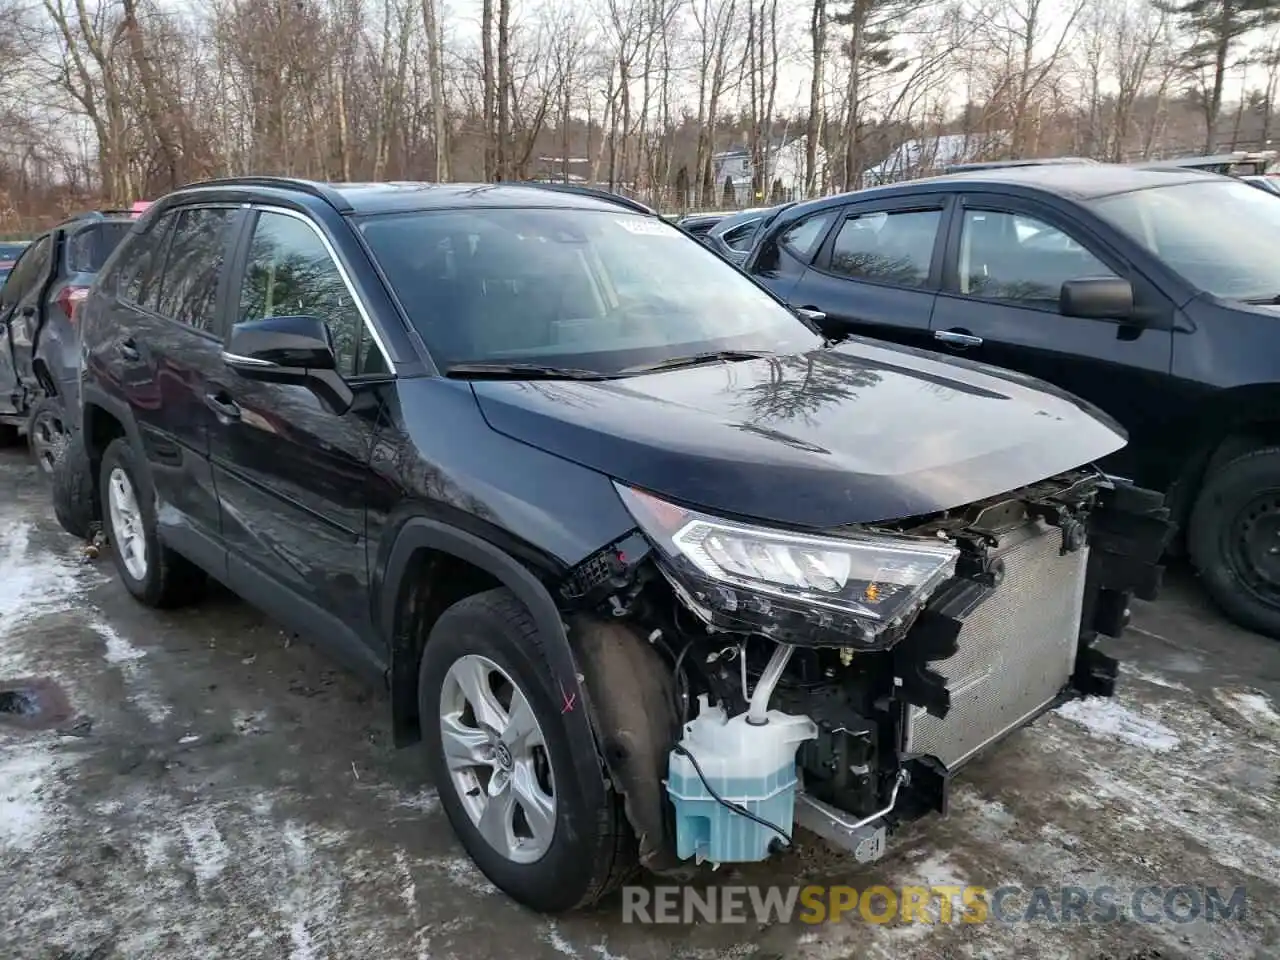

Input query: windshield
[1088,179,1280,301]
[359,208,819,374]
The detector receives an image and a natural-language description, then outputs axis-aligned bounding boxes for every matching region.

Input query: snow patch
[91,621,171,725]
[428,855,499,896]
[1054,697,1180,753]
[542,921,580,957]
[1216,689,1280,729]
[0,741,62,850]
[1119,665,1191,692]
[180,812,232,884]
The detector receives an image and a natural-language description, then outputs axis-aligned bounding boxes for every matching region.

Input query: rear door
[0,234,54,414]
[931,194,1176,476]
[784,196,949,352]
[206,206,390,672]
[119,204,243,566]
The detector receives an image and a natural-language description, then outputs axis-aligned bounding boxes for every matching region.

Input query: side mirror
[223,315,353,414]
[1060,277,1136,322]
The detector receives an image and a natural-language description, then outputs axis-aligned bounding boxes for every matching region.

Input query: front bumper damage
[562,472,1176,872]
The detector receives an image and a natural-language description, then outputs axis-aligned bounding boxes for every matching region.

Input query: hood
[469,338,1127,528]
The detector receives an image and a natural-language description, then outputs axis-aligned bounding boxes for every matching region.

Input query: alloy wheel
[29,409,64,475]
[438,654,556,864]
[107,467,148,580]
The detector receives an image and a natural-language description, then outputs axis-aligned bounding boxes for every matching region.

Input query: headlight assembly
[615,483,959,648]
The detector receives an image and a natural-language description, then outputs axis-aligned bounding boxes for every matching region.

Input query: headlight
[615,483,959,647]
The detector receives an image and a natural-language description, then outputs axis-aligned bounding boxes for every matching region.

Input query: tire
[99,437,205,608]
[1188,445,1280,639]
[27,395,66,479]
[50,428,97,540]
[420,588,638,912]
[0,423,19,447]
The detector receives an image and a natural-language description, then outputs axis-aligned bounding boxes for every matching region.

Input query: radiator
[903,520,1089,770]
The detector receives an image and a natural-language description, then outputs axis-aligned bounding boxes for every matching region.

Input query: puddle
[0,677,72,730]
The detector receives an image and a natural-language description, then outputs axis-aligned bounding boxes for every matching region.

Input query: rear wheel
[50,428,96,540]
[420,588,637,912]
[1189,446,1280,639]
[99,437,205,608]
[27,396,66,478]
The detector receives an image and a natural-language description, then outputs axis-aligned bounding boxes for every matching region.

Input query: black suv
[57,177,1170,913]
[0,211,133,470]
[746,164,1280,639]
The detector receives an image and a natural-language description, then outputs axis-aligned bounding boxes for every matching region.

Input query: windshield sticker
[615,218,675,236]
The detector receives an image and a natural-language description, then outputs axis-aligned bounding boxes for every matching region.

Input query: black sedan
[745,163,1280,640]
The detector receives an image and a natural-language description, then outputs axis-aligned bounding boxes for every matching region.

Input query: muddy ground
[0,447,1277,960]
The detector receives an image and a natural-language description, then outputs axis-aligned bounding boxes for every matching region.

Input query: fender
[381,516,606,812]
[80,386,155,488]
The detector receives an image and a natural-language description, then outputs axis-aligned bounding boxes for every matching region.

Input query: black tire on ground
[1188,445,1280,639]
[99,437,205,608]
[0,422,21,446]
[419,588,638,912]
[26,395,66,478]
[50,428,97,540]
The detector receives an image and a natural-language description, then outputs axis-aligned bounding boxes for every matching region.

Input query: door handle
[118,338,140,362]
[934,329,984,348]
[204,392,241,421]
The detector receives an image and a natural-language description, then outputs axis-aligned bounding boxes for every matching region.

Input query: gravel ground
[0,447,1277,960]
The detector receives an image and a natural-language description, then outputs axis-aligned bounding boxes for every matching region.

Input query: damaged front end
[559,469,1175,873]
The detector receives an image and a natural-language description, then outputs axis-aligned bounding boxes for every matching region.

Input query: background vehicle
[0,240,31,285]
[704,202,794,265]
[943,157,1099,174]
[0,210,134,470]
[674,209,741,241]
[59,176,1167,916]
[744,163,1280,638]
[1140,150,1277,177]
[1242,174,1280,195]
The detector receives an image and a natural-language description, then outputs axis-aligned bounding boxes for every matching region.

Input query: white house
[712,137,827,204]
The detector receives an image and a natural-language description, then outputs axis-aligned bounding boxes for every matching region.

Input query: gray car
[705,203,794,265]
[0,211,135,471]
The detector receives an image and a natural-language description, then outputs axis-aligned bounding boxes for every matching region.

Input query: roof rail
[517,181,656,215]
[180,176,354,213]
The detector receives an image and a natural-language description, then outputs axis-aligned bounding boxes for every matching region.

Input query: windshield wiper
[443,362,617,380]
[620,349,774,375]
[1243,294,1280,304]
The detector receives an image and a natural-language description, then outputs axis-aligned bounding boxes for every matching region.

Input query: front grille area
[903,520,1089,770]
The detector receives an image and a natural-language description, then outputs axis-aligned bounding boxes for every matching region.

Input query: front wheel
[1189,446,1280,639]
[419,588,637,912]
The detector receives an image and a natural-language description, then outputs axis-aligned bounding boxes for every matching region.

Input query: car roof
[171,178,658,218]
[780,164,1221,223]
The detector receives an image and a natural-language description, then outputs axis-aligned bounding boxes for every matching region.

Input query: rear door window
[154,207,239,335]
[823,208,942,288]
[115,211,178,312]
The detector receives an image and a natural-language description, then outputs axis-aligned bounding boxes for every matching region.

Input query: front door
[207,207,391,674]
[930,198,1176,479]
[785,198,948,353]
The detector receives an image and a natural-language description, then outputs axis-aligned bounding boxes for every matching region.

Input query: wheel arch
[1164,385,1280,534]
[380,516,608,814]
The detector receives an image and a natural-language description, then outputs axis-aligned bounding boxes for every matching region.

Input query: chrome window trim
[245,204,394,373]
